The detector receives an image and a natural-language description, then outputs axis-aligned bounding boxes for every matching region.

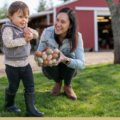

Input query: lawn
[0,63,120,117]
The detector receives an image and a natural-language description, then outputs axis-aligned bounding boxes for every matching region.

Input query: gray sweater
[1,21,31,61]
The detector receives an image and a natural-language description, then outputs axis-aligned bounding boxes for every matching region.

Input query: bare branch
[106,0,117,16]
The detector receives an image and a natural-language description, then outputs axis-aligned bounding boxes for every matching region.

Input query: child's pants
[5,64,34,94]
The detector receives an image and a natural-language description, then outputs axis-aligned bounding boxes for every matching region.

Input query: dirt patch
[0,51,114,77]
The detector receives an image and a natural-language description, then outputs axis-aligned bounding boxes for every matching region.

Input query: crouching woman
[37,7,85,100]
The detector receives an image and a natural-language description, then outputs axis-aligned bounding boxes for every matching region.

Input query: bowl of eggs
[34,47,60,66]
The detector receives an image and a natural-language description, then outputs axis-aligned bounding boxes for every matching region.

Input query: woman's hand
[54,51,67,66]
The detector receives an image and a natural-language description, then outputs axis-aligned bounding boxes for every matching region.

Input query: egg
[34,55,38,62]
[42,52,46,54]
[48,60,52,65]
[43,60,48,66]
[47,54,52,60]
[54,49,59,54]
[38,57,43,64]
[42,46,49,52]
[38,62,42,66]
[42,54,47,60]
[35,51,42,57]
[52,53,58,59]
[28,33,33,39]
[52,59,56,64]
[46,48,53,55]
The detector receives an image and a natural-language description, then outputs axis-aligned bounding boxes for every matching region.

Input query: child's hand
[24,27,32,34]
[24,27,33,41]
[25,33,33,41]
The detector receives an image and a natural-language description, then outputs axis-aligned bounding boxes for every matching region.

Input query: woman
[37,7,85,100]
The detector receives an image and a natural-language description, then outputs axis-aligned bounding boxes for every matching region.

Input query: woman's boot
[24,93,44,117]
[50,81,62,96]
[64,85,77,100]
[4,88,22,113]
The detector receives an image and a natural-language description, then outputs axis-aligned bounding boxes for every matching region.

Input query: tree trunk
[106,0,120,64]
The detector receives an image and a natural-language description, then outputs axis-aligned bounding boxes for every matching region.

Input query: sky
[0,0,64,14]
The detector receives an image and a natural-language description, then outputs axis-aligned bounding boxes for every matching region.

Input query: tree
[106,0,120,64]
[48,0,53,8]
[36,0,53,12]
[37,0,47,12]
[0,4,8,19]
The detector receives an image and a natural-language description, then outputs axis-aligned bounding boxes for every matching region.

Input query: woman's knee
[42,66,61,82]
[59,63,79,84]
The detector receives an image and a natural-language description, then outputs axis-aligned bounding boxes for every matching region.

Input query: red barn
[52,0,118,51]
[0,0,119,52]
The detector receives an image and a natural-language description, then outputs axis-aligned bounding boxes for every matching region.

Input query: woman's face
[54,12,71,37]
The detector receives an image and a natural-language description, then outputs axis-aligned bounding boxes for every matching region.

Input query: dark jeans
[5,64,34,94]
[42,62,79,85]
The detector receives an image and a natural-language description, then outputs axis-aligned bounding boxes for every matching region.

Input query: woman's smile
[55,27,62,32]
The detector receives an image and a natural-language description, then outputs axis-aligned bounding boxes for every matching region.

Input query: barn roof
[0,10,54,24]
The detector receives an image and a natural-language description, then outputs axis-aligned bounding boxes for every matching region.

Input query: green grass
[0,62,120,117]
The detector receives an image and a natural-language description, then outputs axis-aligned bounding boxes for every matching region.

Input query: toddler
[1,1,44,117]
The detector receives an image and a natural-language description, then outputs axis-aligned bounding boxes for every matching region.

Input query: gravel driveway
[0,51,114,77]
